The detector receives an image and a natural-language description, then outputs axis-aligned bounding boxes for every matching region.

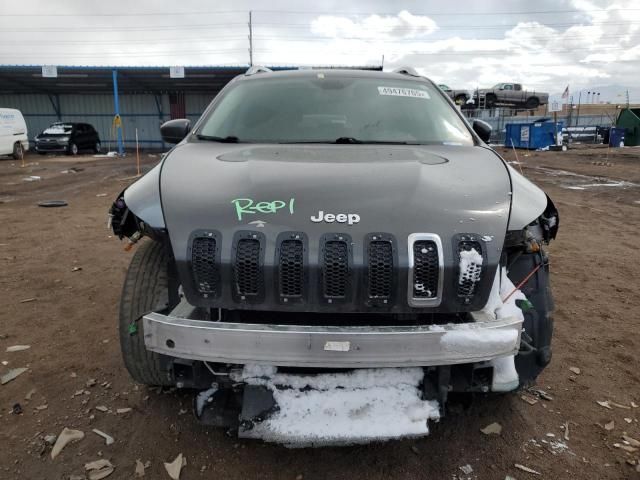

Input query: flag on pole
[561,85,569,99]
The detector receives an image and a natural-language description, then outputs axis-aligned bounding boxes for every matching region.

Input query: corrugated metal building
[0,65,381,151]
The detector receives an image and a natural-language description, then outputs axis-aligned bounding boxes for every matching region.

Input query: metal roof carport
[0,64,381,153]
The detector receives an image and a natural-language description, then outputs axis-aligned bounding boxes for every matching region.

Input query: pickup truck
[437,84,472,106]
[109,67,558,445]
[474,83,549,109]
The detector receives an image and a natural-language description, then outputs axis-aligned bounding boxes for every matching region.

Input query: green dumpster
[616,108,640,147]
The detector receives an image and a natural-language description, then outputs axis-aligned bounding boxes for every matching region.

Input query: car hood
[160,142,512,264]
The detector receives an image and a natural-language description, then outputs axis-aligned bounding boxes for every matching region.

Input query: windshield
[198,75,474,145]
[43,124,73,134]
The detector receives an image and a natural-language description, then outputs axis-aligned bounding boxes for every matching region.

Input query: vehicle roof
[237,68,433,84]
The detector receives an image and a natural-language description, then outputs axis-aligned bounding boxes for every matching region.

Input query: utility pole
[248,11,253,67]
[576,91,582,126]
[626,89,630,108]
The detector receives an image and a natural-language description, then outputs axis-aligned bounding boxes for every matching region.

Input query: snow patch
[458,248,483,292]
[489,355,519,392]
[234,365,424,390]
[468,266,530,391]
[440,328,519,355]
[471,267,527,323]
[236,367,439,446]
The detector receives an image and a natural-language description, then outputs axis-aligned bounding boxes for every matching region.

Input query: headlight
[58,136,70,143]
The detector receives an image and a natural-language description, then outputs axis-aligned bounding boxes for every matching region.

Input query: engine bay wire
[502,263,543,303]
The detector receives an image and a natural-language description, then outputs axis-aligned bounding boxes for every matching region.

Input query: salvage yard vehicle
[437,84,472,106]
[0,108,29,159]
[474,83,549,109]
[109,66,559,445]
[35,122,101,155]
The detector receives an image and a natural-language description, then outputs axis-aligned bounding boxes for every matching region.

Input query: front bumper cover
[143,307,522,368]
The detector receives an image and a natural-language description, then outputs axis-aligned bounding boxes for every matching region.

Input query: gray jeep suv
[109,67,558,444]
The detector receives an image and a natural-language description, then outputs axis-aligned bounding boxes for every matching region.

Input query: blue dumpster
[505,121,563,149]
[609,127,625,147]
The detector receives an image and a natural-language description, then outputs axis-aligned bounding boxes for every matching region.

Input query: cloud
[311,10,437,40]
[1,0,639,99]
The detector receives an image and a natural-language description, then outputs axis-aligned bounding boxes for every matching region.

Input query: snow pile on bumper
[233,366,440,446]
[471,266,530,391]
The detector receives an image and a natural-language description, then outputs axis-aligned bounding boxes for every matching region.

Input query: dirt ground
[1,146,639,480]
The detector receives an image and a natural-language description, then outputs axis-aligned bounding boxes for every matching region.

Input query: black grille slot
[322,240,349,298]
[279,239,304,298]
[192,237,218,295]
[234,239,262,296]
[412,240,439,299]
[368,240,393,299]
[458,240,482,297]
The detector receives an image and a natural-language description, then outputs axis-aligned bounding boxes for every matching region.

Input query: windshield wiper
[196,134,241,143]
[279,137,411,145]
[334,136,363,144]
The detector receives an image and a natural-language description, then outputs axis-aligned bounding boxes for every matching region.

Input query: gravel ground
[0,146,639,479]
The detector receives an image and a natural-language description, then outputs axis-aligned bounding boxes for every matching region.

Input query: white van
[0,108,29,159]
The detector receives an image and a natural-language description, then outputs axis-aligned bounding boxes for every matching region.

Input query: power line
[0,49,247,58]
[0,37,247,46]
[1,7,638,17]
[252,8,640,16]
[254,21,640,30]
[1,20,638,34]
[251,47,639,55]
[0,10,248,17]
[0,45,635,59]
[0,23,246,33]
[0,32,635,47]
[249,33,639,42]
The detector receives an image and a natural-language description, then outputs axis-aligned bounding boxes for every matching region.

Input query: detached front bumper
[143,306,522,368]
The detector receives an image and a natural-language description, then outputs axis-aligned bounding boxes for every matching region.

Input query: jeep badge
[310,211,360,225]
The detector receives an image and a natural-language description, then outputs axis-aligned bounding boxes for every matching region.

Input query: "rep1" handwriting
[231,198,295,221]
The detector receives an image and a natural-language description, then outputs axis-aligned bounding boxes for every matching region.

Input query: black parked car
[35,122,101,155]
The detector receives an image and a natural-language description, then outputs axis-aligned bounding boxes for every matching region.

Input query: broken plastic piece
[164,453,186,480]
[51,427,85,459]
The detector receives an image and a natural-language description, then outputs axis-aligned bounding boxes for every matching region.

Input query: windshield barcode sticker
[378,86,430,99]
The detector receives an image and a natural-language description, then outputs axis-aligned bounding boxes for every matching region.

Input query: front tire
[12,142,24,160]
[525,97,540,109]
[67,143,78,156]
[94,142,101,153]
[119,240,174,386]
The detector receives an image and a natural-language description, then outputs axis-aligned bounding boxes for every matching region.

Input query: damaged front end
[108,147,559,445]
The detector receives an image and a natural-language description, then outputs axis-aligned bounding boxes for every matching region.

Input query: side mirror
[160,119,191,144]
[472,119,492,143]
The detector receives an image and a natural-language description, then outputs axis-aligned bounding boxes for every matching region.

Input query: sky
[1,0,639,102]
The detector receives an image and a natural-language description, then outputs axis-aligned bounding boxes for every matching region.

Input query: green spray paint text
[231,198,295,221]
